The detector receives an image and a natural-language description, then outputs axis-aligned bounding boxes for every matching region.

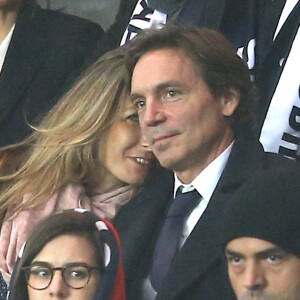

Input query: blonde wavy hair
[0,47,130,217]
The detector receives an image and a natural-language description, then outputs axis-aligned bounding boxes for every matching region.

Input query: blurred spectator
[92,0,258,68]
[255,0,300,160]
[0,0,104,147]
[36,0,121,31]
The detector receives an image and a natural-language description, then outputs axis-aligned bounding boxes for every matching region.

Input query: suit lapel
[0,4,46,124]
[157,136,265,299]
[115,169,174,281]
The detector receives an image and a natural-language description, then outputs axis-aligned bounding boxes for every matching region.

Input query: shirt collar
[174,141,234,199]
[0,24,15,74]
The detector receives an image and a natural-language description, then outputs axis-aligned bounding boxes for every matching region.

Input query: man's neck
[0,4,20,44]
[175,138,234,184]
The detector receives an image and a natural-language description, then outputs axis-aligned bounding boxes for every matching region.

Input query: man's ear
[221,89,240,117]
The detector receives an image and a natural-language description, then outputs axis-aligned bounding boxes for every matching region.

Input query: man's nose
[243,262,266,290]
[48,271,69,298]
[142,99,166,127]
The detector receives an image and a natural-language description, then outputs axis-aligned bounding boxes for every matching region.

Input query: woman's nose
[48,270,69,298]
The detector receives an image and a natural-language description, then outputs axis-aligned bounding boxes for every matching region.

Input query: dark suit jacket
[0,3,104,147]
[114,133,298,299]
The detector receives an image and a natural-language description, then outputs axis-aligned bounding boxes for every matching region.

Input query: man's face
[131,49,238,183]
[225,237,300,300]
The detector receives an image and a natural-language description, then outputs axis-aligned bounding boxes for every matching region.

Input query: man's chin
[238,290,283,300]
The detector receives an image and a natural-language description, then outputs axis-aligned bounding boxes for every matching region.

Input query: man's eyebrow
[130,92,143,102]
[156,80,183,90]
[224,248,243,257]
[130,80,184,98]
[224,246,286,259]
[255,246,285,259]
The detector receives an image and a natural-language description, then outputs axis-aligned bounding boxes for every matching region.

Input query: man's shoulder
[24,6,105,58]
[36,7,104,37]
[15,4,104,50]
[220,136,300,187]
[235,141,300,176]
[264,151,300,169]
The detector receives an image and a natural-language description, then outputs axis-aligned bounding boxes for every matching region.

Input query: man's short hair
[222,167,300,258]
[125,24,256,131]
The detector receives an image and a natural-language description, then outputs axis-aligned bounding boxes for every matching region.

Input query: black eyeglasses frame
[21,262,101,290]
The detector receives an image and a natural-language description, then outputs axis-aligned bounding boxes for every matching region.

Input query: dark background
[37,0,121,31]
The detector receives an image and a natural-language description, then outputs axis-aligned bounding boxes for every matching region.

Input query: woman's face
[27,234,100,300]
[99,99,155,190]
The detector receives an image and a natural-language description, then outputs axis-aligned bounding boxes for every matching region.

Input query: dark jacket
[0,3,104,147]
[114,133,298,299]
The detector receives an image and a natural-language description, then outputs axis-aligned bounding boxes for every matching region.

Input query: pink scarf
[0,183,133,283]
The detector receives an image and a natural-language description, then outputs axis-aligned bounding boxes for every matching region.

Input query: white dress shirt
[142,142,234,299]
[0,25,15,74]
[174,141,234,245]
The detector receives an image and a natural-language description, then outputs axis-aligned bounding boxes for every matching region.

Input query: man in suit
[223,168,300,300]
[0,0,104,147]
[114,24,298,299]
[96,0,300,160]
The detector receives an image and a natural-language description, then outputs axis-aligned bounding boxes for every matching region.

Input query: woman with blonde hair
[0,47,155,284]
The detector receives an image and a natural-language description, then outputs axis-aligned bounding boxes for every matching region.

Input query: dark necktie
[150,187,200,291]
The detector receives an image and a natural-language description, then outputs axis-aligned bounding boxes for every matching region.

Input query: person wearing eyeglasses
[6,210,126,300]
